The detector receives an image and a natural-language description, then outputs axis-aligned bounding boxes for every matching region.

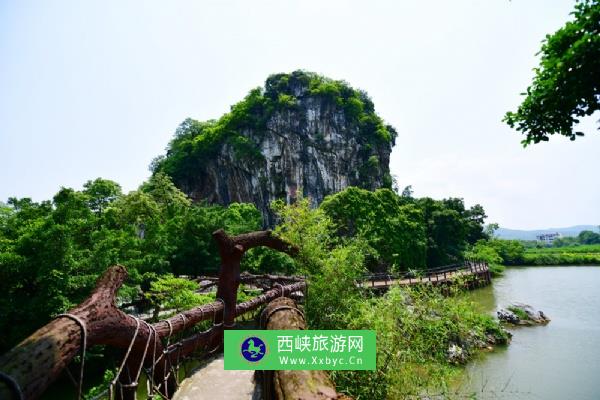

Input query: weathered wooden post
[213,229,299,328]
[260,297,352,400]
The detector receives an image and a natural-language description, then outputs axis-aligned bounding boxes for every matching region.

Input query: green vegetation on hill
[151,70,397,189]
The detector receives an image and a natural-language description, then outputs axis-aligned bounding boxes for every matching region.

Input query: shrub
[272,196,507,399]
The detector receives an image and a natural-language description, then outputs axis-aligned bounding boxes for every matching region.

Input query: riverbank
[330,282,510,399]
[521,244,600,266]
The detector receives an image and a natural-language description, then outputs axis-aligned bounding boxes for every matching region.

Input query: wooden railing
[0,229,492,400]
[258,297,351,400]
[358,261,491,289]
[0,229,303,400]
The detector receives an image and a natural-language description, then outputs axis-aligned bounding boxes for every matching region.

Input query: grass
[507,305,530,320]
[522,244,600,265]
[525,244,600,254]
[330,283,509,399]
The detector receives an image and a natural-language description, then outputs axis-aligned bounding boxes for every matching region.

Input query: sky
[1,0,598,230]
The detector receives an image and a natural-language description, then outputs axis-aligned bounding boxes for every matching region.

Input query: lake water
[463,266,600,400]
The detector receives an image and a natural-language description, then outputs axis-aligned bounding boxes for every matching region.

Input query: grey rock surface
[179,81,394,225]
[497,303,550,326]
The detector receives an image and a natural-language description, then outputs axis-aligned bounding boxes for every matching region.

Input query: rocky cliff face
[153,71,396,225]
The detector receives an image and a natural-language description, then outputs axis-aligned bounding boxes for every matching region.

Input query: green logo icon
[225,330,376,370]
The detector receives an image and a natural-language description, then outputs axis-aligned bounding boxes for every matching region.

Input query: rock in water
[497,303,550,326]
[152,71,396,225]
[497,309,521,324]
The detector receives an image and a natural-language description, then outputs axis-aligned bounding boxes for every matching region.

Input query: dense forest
[0,173,489,353]
[0,173,509,398]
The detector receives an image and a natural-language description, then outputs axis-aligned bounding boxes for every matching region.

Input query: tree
[52,187,93,225]
[485,223,500,238]
[140,172,190,218]
[416,197,470,267]
[504,0,600,145]
[464,204,488,243]
[401,185,414,199]
[83,178,122,217]
[578,230,600,244]
[320,187,427,271]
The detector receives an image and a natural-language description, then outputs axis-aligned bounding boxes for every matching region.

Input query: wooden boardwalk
[173,356,260,400]
[358,262,491,290]
[0,222,492,400]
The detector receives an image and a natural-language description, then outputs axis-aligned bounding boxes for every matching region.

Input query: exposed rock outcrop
[153,71,396,225]
[497,303,550,326]
[446,327,512,364]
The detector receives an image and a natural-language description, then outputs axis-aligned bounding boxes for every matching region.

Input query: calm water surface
[463,266,600,400]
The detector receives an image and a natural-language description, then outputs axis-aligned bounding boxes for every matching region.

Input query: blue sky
[1,0,598,230]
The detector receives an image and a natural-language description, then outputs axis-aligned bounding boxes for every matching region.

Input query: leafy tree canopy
[414,197,489,267]
[83,178,122,216]
[0,174,262,350]
[320,187,427,271]
[319,187,488,270]
[578,229,600,244]
[504,0,600,145]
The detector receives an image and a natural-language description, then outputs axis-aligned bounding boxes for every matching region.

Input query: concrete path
[172,355,261,400]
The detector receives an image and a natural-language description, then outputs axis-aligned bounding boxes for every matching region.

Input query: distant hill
[496,225,599,240]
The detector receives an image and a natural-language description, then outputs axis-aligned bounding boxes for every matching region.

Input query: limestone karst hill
[152,70,396,225]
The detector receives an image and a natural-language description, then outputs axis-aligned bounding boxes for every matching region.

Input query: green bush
[320,187,427,271]
[272,196,507,399]
[507,305,530,321]
[145,274,214,320]
[332,284,508,399]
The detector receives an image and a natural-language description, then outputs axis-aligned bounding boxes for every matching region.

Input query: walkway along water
[358,261,491,290]
[0,225,490,400]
